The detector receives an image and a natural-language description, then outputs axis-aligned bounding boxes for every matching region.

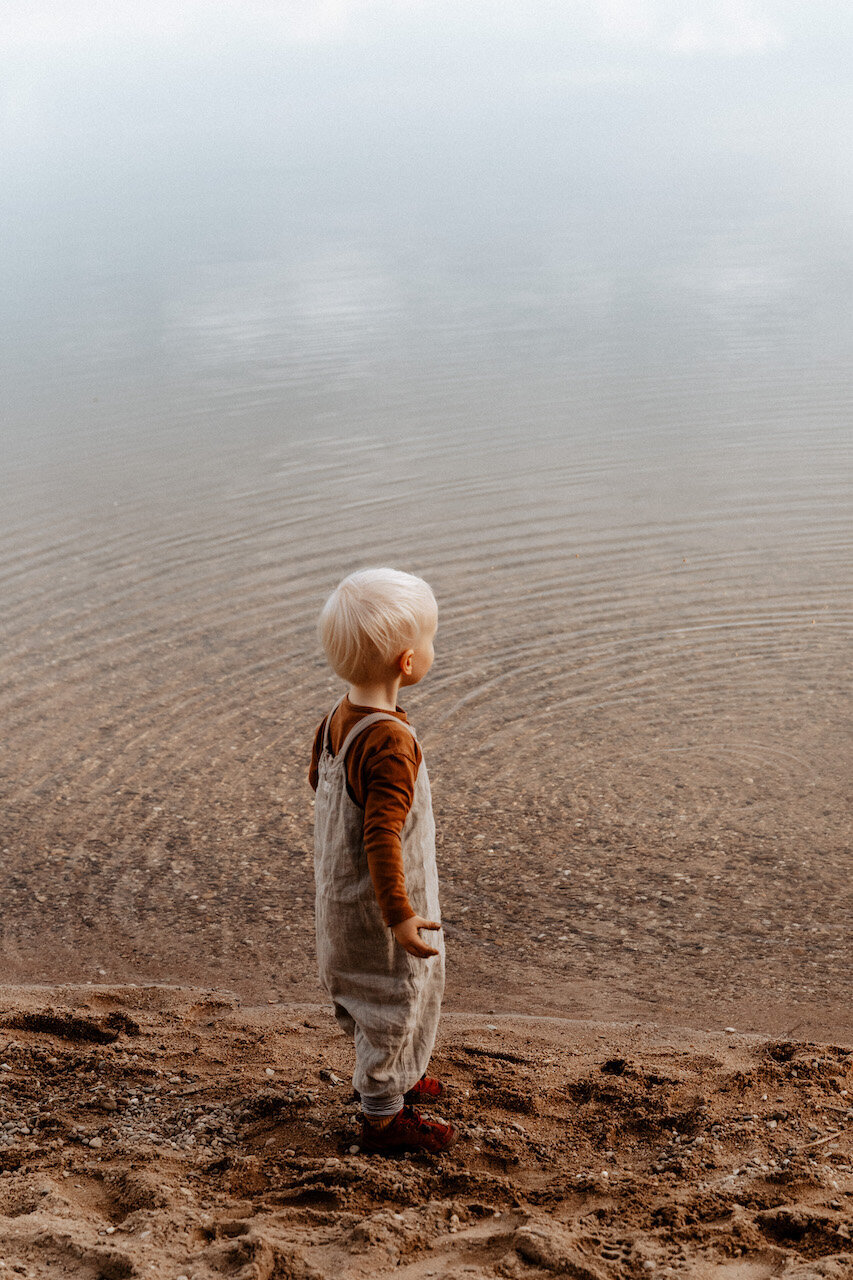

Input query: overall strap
[337,711,416,763]
[322,695,348,755]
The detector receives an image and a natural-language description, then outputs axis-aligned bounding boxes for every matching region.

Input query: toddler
[309,568,455,1154]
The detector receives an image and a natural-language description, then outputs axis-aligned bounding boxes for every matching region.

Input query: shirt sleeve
[354,734,420,928]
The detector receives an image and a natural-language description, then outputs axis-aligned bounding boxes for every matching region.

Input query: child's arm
[357,731,440,958]
[361,755,417,927]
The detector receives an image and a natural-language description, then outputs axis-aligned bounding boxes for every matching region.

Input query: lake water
[1,4,851,1036]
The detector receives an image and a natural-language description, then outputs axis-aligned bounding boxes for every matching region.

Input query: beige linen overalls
[314,699,445,1104]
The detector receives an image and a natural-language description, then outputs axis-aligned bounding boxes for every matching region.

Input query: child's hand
[392,915,442,958]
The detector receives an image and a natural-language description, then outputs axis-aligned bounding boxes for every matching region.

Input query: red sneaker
[405,1074,443,1104]
[352,1074,444,1105]
[360,1105,456,1155]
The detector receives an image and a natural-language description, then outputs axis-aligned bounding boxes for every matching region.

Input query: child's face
[400,622,436,687]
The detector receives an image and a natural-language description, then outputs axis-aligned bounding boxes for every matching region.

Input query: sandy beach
[0,982,850,1278]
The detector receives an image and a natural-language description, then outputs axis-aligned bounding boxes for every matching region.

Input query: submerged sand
[0,983,850,1279]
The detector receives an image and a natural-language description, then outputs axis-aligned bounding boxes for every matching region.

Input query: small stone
[105,1226,116,1234]
[349,1144,360,1154]
[265,1068,275,1078]
[285,1147,296,1157]
[89,1137,103,1148]
[724,1027,737,1033]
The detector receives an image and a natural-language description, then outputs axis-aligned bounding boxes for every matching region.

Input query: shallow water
[1,4,851,1034]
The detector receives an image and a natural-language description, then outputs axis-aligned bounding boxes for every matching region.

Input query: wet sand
[0,983,851,1278]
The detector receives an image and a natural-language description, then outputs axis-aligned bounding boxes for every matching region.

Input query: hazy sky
[2,0,850,436]
[0,0,839,55]
[3,0,851,163]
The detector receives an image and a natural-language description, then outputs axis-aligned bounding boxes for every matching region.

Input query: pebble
[89,1137,103,1149]
[724,1027,737,1034]
[349,1145,360,1154]
[265,1068,275,1078]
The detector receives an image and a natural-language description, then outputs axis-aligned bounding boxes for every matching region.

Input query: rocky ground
[0,983,850,1279]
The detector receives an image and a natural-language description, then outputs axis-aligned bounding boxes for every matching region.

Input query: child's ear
[399,648,414,675]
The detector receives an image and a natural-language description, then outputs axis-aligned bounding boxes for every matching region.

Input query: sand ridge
[0,984,851,1278]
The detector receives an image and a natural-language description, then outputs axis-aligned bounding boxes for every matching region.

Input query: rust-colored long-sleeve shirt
[309,696,421,928]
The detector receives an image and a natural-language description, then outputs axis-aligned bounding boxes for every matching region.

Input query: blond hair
[319,568,437,684]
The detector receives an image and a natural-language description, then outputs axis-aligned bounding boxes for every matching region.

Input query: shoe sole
[359,1127,457,1156]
